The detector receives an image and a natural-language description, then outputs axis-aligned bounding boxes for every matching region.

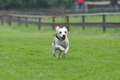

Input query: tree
[0,0,109,9]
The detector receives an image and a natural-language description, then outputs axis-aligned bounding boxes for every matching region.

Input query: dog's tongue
[62,35,66,40]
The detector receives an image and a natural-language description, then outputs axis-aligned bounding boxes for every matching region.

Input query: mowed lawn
[0,23,120,80]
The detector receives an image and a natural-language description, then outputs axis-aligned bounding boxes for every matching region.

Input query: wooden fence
[0,12,120,31]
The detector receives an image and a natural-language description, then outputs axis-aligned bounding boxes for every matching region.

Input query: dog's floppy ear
[63,26,67,30]
[56,26,60,30]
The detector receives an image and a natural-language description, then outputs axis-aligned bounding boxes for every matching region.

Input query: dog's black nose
[62,35,66,40]
[63,35,65,38]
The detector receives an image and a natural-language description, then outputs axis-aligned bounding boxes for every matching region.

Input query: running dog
[52,26,69,59]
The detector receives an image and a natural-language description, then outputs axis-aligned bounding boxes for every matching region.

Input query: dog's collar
[55,34,64,41]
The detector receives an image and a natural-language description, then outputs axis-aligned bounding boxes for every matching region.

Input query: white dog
[52,26,69,59]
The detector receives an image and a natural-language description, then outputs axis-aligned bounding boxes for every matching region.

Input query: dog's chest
[58,40,67,48]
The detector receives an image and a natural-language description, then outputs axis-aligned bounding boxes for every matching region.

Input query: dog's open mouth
[61,35,66,40]
[55,34,66,41]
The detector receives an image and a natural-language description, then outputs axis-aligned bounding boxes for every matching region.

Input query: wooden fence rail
[0,12,120,31]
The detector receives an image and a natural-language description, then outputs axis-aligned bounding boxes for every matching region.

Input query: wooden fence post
[102,14,106,32]
[52,17,55,30]
[18,17,21,26]
[66,16,69,31]
[8,16,12,26]
[82,15,85,30]
[0,16,1,25]
[38,18,41,30]
[1,16,3,26]
[25,17,28,27]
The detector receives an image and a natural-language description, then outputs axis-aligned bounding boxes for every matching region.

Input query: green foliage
[1,0,105,9]
[0,0,50,9]
[0,0,111,9]
[48,0,74,8]
[0,22,120,80]
[85,0,109,1]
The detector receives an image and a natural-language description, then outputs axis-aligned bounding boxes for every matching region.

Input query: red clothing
[76,0,84,3]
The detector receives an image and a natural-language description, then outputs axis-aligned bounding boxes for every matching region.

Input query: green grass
[29,15,120,23]
[0,23,120,80]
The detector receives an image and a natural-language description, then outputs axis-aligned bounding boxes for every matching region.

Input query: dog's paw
[62,53,66,58]
[60,47,65,52]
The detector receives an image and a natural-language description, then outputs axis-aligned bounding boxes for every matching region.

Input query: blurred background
[0,0,119,15]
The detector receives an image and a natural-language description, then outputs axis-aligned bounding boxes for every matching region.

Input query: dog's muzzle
[55,34,66,41]
[61,35,66,40]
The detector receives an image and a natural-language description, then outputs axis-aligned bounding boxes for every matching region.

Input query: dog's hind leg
[62,53,66,58]
[53,54,56,59]
[53,51,56,59]
[52,48,56,59]
[52,46,56,59]
[58,51,62,59]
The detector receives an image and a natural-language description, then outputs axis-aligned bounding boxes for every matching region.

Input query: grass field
[0,23,120,80]
[29,15,120,23]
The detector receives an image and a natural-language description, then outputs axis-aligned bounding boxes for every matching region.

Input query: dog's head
[55,26,68,41]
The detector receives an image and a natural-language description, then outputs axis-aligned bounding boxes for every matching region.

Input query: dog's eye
[59,31,62,34]
[65,31,67,33]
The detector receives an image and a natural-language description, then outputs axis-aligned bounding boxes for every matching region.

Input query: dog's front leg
[62,46,69,58]
[55,45,65,52]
